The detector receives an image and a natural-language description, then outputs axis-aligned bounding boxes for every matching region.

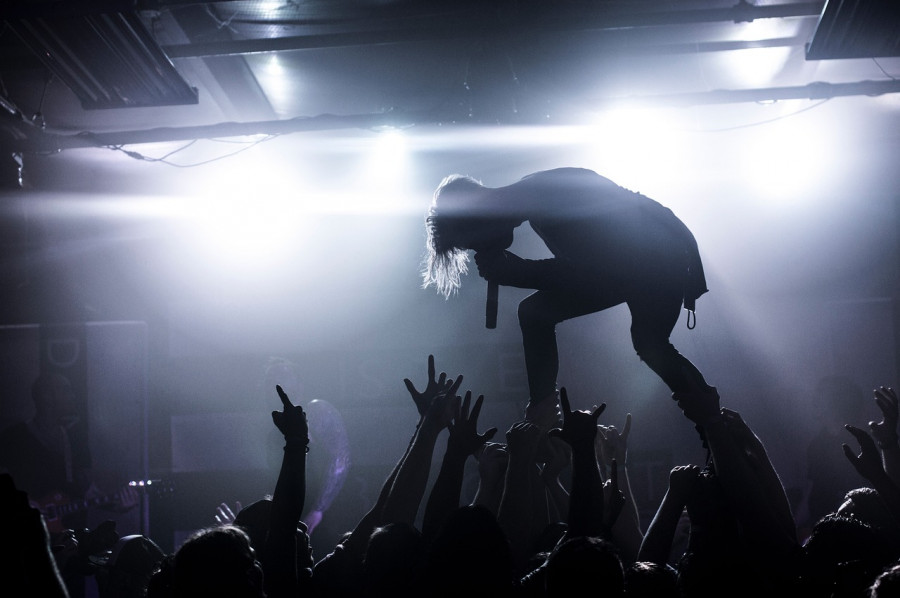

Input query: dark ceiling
[1,0,898,161]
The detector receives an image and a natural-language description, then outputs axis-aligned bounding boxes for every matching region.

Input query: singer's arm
[474,251,567,290]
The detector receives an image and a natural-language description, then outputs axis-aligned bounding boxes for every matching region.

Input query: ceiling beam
[159,1,825,58]
[4,77,898,154]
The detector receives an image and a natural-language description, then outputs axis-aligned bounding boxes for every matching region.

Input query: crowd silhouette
[4,352,900,598]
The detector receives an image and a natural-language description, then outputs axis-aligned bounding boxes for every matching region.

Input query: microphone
[486,280,498,329]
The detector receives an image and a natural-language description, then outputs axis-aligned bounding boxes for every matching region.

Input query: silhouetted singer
[423,167,712,414]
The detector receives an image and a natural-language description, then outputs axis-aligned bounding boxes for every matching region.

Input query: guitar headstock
[127,479,175,498]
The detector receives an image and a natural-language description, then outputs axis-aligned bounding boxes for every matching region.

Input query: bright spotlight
[265,54,284,76]
[735,105,835,204]
[360,128,410,187]
[719,47,793,88]
[248,53,298,117]
[580,106,692,189]
[712,19,794,88]
[256,2,285,18]
[184,171,308,268]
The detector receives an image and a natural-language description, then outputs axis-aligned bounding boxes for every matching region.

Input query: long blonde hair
[422,174,484,298]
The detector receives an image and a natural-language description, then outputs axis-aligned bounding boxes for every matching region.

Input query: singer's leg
[519,287,623,406]
[627,280,710,393]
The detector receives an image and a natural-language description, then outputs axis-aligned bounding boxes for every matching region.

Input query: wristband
[285,436,310,452]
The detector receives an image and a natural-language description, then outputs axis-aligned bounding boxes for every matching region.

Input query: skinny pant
[518,269,708,404]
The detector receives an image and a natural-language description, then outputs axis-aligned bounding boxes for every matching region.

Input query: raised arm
[380,373,461,526]
[264,384,309,598]
[423,391,497,540]
[843,424,900,525]
[470,442,509,516]
[497,419,543,571]
[637,465,699,565]
[312,356,457,597]
[548,387,606,538]
[403,354,452,422]
[348,354,455,547]
[540,435,572,523]
[597,413,642,562]
[674,383,798,560]
[869,386,900,486]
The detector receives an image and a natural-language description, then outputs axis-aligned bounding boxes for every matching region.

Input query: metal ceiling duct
[2,2,198,109]
[806,0,900,59]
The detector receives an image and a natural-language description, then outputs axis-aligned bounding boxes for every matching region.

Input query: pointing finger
[559,387,571,415]
[276,385,293,408]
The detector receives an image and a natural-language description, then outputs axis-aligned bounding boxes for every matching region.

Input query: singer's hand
[474,250,525,286]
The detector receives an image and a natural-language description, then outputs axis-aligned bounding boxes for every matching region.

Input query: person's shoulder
[519,168,623,193]
[521,167,604,181]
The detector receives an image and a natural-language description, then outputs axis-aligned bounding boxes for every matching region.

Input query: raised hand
[477,442,509,480]
[549,387,606,449]
[843,424,888,483]
[273,385,309,444]
[214,501,241,526]
[447,391,498,457]
[596,413,631,476]
[869,386,899,449]
[668,464,701,503]
[421,374,463,433]
[403,354,455,418]
[525,390,562,432]
[505,420,543,459]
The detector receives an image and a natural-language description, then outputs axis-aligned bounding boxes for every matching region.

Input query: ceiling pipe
[159,1,826,59]
[3,110,423,153]
[4,77,899,154]
[602,79,900,107]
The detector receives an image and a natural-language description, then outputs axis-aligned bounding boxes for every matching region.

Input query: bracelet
[285,436,310,452]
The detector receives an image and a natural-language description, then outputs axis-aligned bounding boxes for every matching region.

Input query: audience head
[675,549,755,598]
[233,498,273,553]
[801,514,898,598]
[147,525,263,598]
[544,536,624,598]
[98,534,166,598]
[363,522,424,598]
[838,488,900,536]
[624,561,677,598]
[424,504,513,597]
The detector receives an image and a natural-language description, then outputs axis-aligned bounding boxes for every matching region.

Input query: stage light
[264,53,284,76]
[256,2,287,18]
[358,128,411,190]
[717,47,793,88]
[183,169,309,269]
[247,53,299,117]
[580,106,691,191]
[734,104,835,205]
[711,19,794,88]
